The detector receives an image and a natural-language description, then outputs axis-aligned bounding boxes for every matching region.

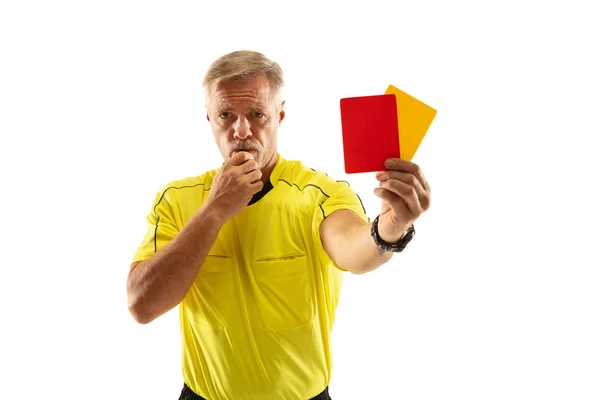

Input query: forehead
[209,75,273,109]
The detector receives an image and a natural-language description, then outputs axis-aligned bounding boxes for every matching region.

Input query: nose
[232,116,252,140]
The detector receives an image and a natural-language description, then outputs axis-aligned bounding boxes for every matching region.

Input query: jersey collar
[247,153,284,206]
[269,152,285,186]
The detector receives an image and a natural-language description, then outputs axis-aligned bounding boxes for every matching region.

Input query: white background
[1,1,599,399]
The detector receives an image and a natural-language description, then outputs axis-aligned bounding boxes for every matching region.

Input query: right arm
[126,151,263,324]
[126,201,225,324]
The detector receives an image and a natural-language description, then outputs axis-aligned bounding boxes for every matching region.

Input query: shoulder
[277,158,357,198]
[153,167,219,204]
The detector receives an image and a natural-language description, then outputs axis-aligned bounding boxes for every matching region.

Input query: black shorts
[178,383,332,400]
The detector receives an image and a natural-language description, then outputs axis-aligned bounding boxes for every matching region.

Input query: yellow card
[385,85,437,161]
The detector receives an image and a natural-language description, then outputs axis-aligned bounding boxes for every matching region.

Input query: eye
[252,112,264,118]
[219,112,232,119]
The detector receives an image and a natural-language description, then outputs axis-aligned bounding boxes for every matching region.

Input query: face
[206,75,285,171]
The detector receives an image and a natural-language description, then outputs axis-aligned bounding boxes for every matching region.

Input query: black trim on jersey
[278,178,367,220]
[279,179,330,197]
[279,179,329,219]
[248,179,274,205]
[335,180,367,217]
[152,173,368,253]
[303,169,368,217]
[153,183,208,253]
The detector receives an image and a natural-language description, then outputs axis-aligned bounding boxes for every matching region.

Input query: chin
[255,157,264,169]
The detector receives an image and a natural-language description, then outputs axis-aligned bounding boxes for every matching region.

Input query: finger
[384,158,415,172]
[250,179,264,193]
[230,151,255,166]
[246,168,262,183]
[378,171,431,210]
[240,159,259,174]
[373,187,409,215]
[378,179,422,215]
[412,164,431,193]
[385,158,430,192]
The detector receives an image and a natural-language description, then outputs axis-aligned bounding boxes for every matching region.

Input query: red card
[340,94,400,173]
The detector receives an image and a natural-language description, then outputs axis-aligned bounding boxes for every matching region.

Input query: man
[127,50,431,400]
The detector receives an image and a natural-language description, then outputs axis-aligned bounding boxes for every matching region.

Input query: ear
[279,100,286,124]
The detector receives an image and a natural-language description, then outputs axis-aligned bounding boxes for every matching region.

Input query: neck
[260,152,278,185]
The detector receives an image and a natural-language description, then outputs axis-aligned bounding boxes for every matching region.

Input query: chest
[217,192,315,262]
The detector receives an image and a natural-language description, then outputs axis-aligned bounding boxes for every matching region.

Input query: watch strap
[371,214,415,253]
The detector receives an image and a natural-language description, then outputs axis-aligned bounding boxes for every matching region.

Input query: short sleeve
[131,186,180,264]
[320,182,369,223]
[312,180,370,270]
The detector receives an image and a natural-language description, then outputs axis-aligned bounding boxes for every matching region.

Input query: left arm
[320,158,431,274]
[320,209,394,274]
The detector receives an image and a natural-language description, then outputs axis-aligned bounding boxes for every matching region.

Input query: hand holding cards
[340,85,437,173]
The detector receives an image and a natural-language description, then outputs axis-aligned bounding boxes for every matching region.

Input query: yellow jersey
[132,153,369,399]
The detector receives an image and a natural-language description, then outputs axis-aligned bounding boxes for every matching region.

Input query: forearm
[342,222,394,274]
[127,201,225,323]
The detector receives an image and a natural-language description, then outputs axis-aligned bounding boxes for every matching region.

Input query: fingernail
[385,159,393,167]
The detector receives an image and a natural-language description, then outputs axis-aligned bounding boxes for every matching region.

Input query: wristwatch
[371,214,415,253]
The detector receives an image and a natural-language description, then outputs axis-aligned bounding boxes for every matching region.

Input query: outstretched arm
[320,158,431,274]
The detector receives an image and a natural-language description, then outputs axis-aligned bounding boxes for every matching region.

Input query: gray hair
[203,50,284,103]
